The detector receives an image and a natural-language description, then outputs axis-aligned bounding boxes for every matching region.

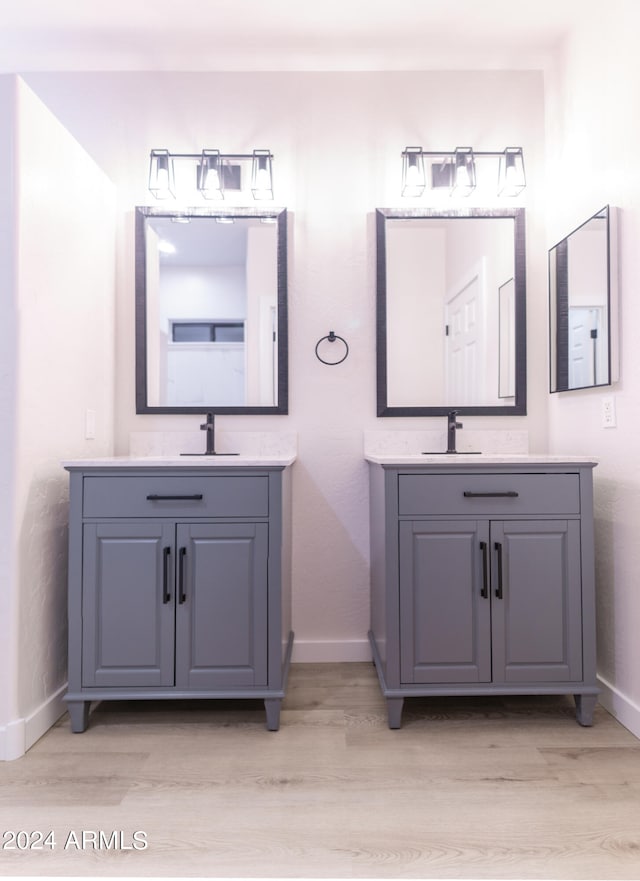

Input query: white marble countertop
[63,454,296,469]
[365,453,597,466]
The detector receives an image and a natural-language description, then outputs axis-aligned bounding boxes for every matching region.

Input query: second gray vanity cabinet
[399,519,582,686]
[65,463,293,733]
[368,459,598,729]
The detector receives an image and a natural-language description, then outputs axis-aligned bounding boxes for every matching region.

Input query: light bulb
[405,163,420,186]
[203,167,221,192]
[455,163,471,188]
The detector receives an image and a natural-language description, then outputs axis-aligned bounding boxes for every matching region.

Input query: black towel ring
[315,331,349,365]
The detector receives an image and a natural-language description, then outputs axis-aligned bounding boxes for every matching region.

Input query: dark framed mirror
[549,205,618,393]
[376,207,527,416]
[135,206,288,414]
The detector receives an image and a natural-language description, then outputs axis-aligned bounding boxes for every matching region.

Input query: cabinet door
[175,523,268,689]
[82,522,175,687]
[399,520,491,684]
[491,520,582,683]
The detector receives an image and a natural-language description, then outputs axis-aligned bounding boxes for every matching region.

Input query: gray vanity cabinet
[65,464,293,732]
[400,519,582,685]
[81,521,268,691]
[369,461,598,729]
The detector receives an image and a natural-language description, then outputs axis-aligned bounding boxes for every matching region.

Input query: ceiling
[0,0,591,73]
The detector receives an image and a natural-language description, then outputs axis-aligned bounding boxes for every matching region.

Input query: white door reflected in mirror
[384,215,517,409]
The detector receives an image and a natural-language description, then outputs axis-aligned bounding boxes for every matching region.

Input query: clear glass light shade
[148,150,175,199]
[401,148,426,197]
[198,150,224,199]
[198,150,224,200]
[452,148,476,196]
[498,148,526,196]
[251,150,274,200]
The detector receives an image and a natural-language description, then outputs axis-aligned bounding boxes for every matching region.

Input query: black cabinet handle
[463,491,519,498]
[178,547,187,604]
[146,494,204,501]
[494,541,504,599]
[162,546,171,604]
[479,541,489,598]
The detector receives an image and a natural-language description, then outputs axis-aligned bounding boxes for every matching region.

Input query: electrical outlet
[602,396,616,429]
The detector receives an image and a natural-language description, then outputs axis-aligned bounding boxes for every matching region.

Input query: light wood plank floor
[1,663,640,880]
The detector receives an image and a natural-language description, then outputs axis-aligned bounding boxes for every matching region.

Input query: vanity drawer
[397,473,580,517]
[83,475,269,518]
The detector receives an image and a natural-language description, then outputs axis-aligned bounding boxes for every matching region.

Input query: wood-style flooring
[1,662,639,880]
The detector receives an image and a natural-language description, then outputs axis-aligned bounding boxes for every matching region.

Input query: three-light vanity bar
[401,146,525,197]
[148,148,274,201]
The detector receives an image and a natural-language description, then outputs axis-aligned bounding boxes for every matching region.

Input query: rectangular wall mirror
[549,205,618,393]
[376,207,527,416]
[135,206,288,414]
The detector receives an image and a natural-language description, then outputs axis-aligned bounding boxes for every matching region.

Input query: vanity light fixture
[497,147,526,196]
[148,149,176,199]
[148,148,275,201]
[251,149,274,200]
[198,149,224,200]
[401,146,525,198]
[452,147,476,196]
[401,147,427,197]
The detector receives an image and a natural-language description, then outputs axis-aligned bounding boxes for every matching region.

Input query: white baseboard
[597,675,640,740]
[291,639,372,663]
[0,683,67,761]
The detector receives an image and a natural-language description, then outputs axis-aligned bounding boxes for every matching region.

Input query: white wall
[0,76,21,759]
[0,76,116,759]
[22,69,547,662]
[544,1,640,735]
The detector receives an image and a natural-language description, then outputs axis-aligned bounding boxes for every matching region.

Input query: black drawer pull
[146,494,204,501]
[463,491,519,498]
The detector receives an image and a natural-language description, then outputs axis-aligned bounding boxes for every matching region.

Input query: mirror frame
[376,206,527,417]
[548,204,618,394]
[135,205,288,415]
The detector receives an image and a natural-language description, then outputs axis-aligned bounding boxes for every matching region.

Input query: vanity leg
[387,697,404,729]
[67,700,91,733]
[264,698,282,731]
[574,694,597,727]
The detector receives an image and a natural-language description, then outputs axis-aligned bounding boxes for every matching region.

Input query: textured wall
[544,4,640,733]
[10,79,116,732]
[0,76,20,742]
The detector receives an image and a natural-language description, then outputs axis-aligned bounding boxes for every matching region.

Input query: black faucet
[180,412,238,456]
[201,412,216,455]
[447,410,462,453]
